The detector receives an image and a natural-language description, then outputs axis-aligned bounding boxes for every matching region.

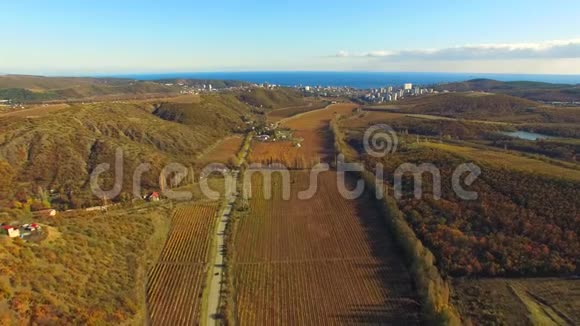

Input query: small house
[145,192,160,202]
[22,223,40,232]
[255,135,270,142]
[2,225,20,238]
[35,209,57,217]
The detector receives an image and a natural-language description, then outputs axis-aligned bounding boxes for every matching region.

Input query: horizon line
[3,70,580,78]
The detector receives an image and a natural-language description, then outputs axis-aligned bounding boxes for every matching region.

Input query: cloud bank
[334,39,580,60]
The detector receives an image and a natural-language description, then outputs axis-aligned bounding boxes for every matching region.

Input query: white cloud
[334,39,580,60]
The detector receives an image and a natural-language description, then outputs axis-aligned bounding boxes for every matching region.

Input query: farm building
[2,225,20,238]
[145,192,160,202]
[22,223,41,232]
[34,209,57,217]
[255,134,270,142]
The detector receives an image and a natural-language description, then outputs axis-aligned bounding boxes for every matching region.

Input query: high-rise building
[387,86,393,92]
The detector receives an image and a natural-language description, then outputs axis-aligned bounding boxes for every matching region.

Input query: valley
[0,76,578,325]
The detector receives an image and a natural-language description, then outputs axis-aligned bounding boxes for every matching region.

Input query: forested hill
[0,75,253,103]
[0,75,181,102]
[0,89,306,210]
[435,78,580,102]
[398,92,538,117]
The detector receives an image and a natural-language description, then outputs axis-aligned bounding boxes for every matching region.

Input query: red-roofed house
[2,225,20,238]
[146,192,160,202]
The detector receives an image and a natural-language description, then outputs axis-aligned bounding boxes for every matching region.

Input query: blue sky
[1,0,580,74]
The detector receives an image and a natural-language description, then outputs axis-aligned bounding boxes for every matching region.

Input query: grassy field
[266,100,329,122]
[247,103,359,168]
[0,75,179,102]
[435,78,580,102]
[0,204,172,324]
[341,111,405,128]
[247,139,320,168]
[452,278,579,325]
[199,135,244,166]
[547,137,580,145]
[420,142,580,181]
[236,87,306,110]
[281,102,358,130]
[405,113,511,125]
[386,92,580,125]
[356,107,512,126]
[0,103,71,117]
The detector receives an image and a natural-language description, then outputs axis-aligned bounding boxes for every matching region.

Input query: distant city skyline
[1,0,580,75]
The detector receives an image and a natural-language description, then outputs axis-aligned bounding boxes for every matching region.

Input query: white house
[2,225,20,238]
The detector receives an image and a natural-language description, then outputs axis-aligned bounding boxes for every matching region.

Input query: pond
[501,131,556,141]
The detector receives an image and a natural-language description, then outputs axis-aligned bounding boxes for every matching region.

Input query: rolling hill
[235,87,305,109]
[0,75,178,102]
[392,92,580,126]
[397,92,540,118]
[0,89,305,209]
[436,78,580,102]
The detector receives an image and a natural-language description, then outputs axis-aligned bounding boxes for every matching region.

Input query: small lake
[501,131,556,141]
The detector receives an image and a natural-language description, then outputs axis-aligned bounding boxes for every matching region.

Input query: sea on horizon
[108,71,580,89]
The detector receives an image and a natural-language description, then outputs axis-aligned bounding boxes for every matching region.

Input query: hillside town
[298,82,440,104]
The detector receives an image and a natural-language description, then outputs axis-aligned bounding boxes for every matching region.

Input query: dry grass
[0,103,70,118]
[421,142,580,181]
[200,135,244,165]
[248,140,316,168]
[0,205,172,324]
[405,113,511,125]
[341,111,405,128]
[453,278,579,325]
[248,104,359,168]
[281,103,358,130]
[266,100,328,123]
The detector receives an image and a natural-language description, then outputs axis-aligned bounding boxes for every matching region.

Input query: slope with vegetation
[0,204,172,324]
[336,104,580,325]
[396,93,541,120]
[235,87,305,110]
[0,75,179,103]
[436,78,580,102]
[340,106,580,277]
[372,92,580,161]
[0,88,305,212]
[0,82,308,324]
